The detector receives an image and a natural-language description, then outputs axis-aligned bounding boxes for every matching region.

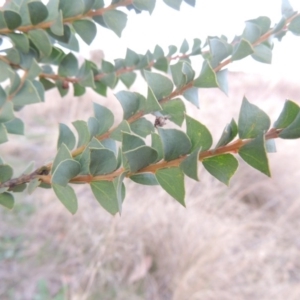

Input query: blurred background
[1,0,300,299]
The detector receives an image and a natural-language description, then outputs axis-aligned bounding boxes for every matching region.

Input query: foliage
[0,0,300,215]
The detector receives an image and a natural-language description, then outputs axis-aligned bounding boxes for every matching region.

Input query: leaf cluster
[0,0,300,214]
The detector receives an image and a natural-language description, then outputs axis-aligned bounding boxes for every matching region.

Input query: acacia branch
[0,12,295,190]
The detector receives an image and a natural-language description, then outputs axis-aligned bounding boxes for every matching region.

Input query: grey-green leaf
[144,70,173,100]
[89,148,117,175]
[202,154,238,185]
[52,159,81,186]
[274,100,300,129]
[238,97,270,139]
[53,184,78,214]
[238,134,270,177]
[73,19,97,45]
[27,1,49,25]
[103,9,127,37]
[0,192,14,209]
[156,167,185,205]
[180,147,200,181]
[186,115,212,152]
[57,123,76,150]
[91,181,124,215]
[158,128,191,161]
[124,146,158,173]
[93,102,114,135]
[130,173,158,185]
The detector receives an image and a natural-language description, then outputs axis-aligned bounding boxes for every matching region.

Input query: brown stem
[0,128,282,189]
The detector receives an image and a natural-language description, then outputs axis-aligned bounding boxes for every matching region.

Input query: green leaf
[184,0,195,6]
[27,1,49,25]
[163,0,182,10]
[186,115,212,152]
[89,148,117,175]
[282,0,295,18]
[53,184,78,214]
[57,123,76,150]
[191,38,201,55]
[113,172,126,214]
[52,159,81,186]
[144,70,173,100]
[50,9,63,36]
[4,118,24,135]
[208,37,232,68]
[48,24,71,43]
[93,102,114,134]
[77,138,102,175]
[153,57,169,73]
[130,173,158,185]
[0,192,14,209]
[124,146,158,172]
[133,0,156,14]
[153,45,164,59]
[170,61,186,88]
[242,22,261,43]
[156,167,185,205]
[202,154,238,185]
[279,111,300,139]
[52,143,72,173]
[122,131,145,152]
[59,0,84,17]
[0,102,14,123]
[161,98,186,126]
[92,0,105,9]
[288,15,300,35]
[194,61,218,88]
[130,118,154,137]
[4,10,22,30]
[73,19,97,45]
[125,48,140,66]
[158,128,191,161]
[28,29,52,57]
[251,44,272,64]
[120,72,136,88]
[8,33,29,53]
[183,87,199,108]
[27,59,42,80]
[231,38,254,61]
[103,9,127,37]
[180,147,200,181]
[151,132,163,162]
[215,119,238,148]
[238,97,271,139]
[77,61,95,88]
[274,100,300,129]
[73,82,86,96]
[168,45,177,56]
[110,120,131,141]
[0,164,13,182]
[12,80,42,106]
[87,117,100,137]
[0,61,13,84]
[145,87,162,113]
[72,120,90,147]
[180,39,189,53]
[248,16,271,35]
[58,53,79,77]
[115,91,145,120]
[239,134,270,176]
[93,81,107,96]
[91,181,124,215]
[216,69,228,95]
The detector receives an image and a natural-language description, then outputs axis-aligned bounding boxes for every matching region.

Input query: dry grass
[1,72,300,300]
